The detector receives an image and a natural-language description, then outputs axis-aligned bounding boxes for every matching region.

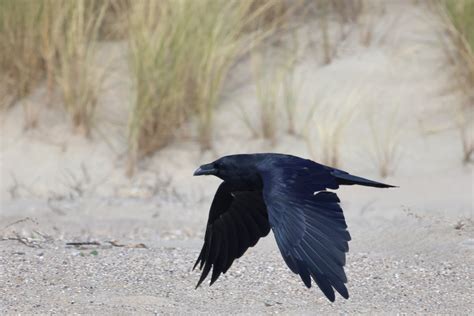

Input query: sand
[0,0,473,314]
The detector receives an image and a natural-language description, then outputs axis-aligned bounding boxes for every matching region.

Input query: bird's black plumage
[193,153,395,302]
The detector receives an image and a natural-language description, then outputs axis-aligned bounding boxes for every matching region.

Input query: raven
[193,153,394,302]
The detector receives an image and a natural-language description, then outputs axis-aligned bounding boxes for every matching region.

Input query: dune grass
[438,0,474,163]
[0,0,292,173]
[127,0,194,166]
[317,1,333,65]
[53,0,110,137]
[249,38,299,143]
[304,108,353,169]
[252,50,280,144]
[0,0,109,135]
[367,107,401,178]
[126,0,289,174]
[0,0,46,127]
[0,0,431,175]
[304,87,364,168]
[282,56,299,135]
[304,0,366,64]
[442,0,474,98]
[444,0,474,49]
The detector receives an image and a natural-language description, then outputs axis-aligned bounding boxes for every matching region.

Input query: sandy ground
[0,187,473,314]
[1,0,473,314]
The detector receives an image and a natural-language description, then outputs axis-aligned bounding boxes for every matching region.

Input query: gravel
[1,234,472,314]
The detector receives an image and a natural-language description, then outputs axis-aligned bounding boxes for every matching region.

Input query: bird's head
[193,154,262,186]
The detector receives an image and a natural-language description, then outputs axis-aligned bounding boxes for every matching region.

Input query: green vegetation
[444,0,474,50]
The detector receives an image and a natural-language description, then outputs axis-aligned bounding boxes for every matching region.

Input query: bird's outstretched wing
[194,182,270,287]
[260,162,350,302]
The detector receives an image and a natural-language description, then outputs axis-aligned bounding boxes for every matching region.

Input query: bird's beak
[193,163,217,176]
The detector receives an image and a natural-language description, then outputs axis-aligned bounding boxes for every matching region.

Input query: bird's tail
[331,170,396,188]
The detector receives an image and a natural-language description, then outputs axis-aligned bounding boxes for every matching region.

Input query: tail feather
[331,170,396,188]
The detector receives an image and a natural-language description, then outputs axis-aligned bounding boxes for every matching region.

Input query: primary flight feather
[193,153,395,302]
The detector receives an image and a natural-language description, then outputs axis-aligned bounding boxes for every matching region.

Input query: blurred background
[0,0,473,313]
[1,0,472,194]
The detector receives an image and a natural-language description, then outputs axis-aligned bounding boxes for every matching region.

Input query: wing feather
[259,157,351,301]
[194,182,270,287]
[210,225,227,285]
[221,213,238,273]
[231,212,251,257]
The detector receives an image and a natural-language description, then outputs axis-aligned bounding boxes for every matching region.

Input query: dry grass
[282,54,299,135]
[126,0,193,168]
[456,112,474,163]
[318,1,333,65]
[99,0,131,40]
[53,0,110,137]
[39,1,61,102]
[436,0,474,163]
[0,0,293,174]
[0,0,46,127]
[305,0,366,64]
[126,0,290,174]
[0,0,109,135]
[248,36,299,143]
[304,87,364,168]
[367,107,402,178]
[331,0,365,24]
[0,0,410,174]
[251,50,280,144]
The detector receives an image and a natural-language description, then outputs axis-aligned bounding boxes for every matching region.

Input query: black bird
[193,153,395,302]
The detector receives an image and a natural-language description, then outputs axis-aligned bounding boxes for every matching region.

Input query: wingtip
[209,275,219,286]
[324,289,336,302]
[192,260,200,271]
[195,279,204,289]
[337,285,350,300]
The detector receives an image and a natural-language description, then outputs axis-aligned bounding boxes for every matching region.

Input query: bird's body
[193,153,395,302]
